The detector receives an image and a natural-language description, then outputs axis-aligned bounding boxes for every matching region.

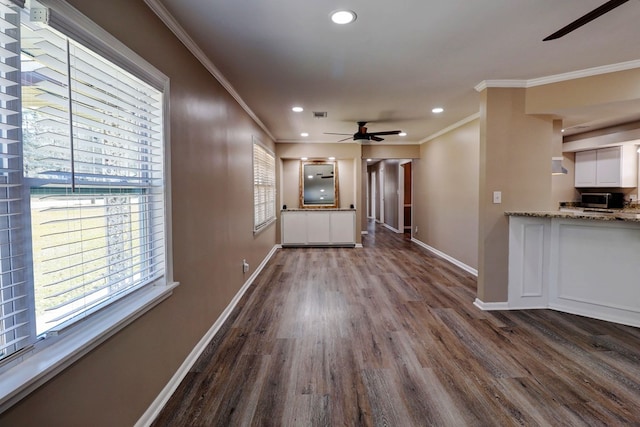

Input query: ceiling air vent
[313,111,327,118]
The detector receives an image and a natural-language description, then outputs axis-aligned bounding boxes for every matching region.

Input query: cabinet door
[574,150,597,187]
[282,213,308,244]
[596,146,621,187]
[330,211,355,244]
[307,212,331,243]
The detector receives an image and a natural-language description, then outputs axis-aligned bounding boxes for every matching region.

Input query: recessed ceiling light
[328,156,336,160]
[308,175,313,179]
[292,106,304,113]
[367,158,372,162]
[399,132,407,137]
[301,157,308,160]
[432,107,444,114]
[301,132,309,137]
[331,10,356,25]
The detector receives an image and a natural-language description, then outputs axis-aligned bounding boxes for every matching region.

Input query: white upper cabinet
[574,146,638,188]
[574,150,597,187]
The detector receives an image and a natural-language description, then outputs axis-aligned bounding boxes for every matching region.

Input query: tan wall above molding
[276,142,360,159]
[526,68,640,114]
[362,144,420,160]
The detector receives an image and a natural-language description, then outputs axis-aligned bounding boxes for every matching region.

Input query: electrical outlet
[493,191,502,204]
[242,259,249,274]
[414,225,419,234]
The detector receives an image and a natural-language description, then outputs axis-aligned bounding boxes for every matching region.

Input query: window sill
[0,280,179,414]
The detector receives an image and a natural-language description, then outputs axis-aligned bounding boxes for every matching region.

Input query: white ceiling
[155,0,640,143]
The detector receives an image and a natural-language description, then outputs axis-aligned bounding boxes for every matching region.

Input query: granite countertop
[505,209,640,222]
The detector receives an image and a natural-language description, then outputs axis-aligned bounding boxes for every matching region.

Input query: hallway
[153,222,640,426]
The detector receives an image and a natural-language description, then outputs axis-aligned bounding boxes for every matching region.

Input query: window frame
[252,136,276,234]
[0,0,177,413]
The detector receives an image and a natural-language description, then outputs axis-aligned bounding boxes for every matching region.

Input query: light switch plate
[493,191,502,204]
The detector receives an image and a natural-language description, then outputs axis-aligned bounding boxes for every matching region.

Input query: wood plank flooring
[152,221,640,426]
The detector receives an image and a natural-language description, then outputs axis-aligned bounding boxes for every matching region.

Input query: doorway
[400,161,412,235]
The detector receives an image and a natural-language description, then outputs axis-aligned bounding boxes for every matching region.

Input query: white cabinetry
[508,215,640,327]
[508,217,550,309]
[281,210,356,247]
[574,146,637,188]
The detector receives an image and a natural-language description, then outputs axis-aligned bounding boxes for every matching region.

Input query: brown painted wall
[1,1,276,426]
[413,119,480,270]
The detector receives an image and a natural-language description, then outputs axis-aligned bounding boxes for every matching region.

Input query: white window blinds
[0,0,28,361]
[253,139,275,232]
[21,13,165,335]
[0,1,26,358]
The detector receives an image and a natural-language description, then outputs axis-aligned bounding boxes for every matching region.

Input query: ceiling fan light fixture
[330,10,356,25]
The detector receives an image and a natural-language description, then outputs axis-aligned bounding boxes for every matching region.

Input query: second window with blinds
[253,138,276,233]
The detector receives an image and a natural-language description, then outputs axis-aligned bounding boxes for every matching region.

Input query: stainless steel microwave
[581,192,624,209]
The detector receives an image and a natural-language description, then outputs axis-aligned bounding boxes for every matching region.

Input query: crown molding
[420,112,480,144]
[527,59,640,87]
[474,80,527,92]
[144,0,275,142]
[476,59,640,92]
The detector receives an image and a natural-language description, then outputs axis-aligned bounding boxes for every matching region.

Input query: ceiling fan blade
[543,0,629,41]
[370,136,384,142]
[324,132,352,135]
[369,130,401,136]
[337,136,352,142]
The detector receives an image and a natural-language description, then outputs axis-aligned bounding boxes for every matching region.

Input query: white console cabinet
[281,210,356,247]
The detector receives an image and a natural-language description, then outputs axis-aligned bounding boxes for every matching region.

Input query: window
[253,138,275,232]
[0,0,170,371]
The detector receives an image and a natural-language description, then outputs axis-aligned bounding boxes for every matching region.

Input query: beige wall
[1,1,276,426]
[383,161,400,230]
[478,88,555,303]
[362,144,420,160]
[526,68,640,115]
[413,119,480,270]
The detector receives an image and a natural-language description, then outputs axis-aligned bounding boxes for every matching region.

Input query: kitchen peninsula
[506,210,640,327]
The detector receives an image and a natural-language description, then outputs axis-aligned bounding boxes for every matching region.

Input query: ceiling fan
[543,0,629,41]
[325,121,401,142]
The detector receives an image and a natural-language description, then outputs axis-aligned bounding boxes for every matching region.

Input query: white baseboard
[382,223,401,233]
[473,298,509,311]
[355,243,364,248]
[411,238,478,277]
[135,244,280,427]
[361,231,369,235]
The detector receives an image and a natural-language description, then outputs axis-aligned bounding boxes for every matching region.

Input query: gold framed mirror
[300,161,339,208]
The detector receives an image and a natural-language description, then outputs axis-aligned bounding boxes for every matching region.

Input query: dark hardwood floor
[152,221,640,426]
